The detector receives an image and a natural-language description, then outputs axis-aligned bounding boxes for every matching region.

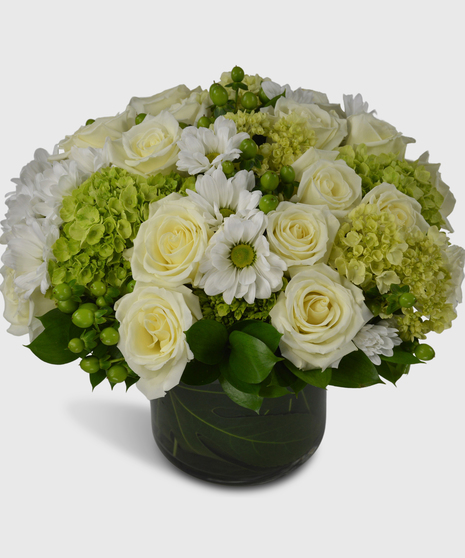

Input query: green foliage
[26,309,86,365]
[185,320,228,365]
[337,144,445,227]
[50,167,195,289]
[329,351,385,388]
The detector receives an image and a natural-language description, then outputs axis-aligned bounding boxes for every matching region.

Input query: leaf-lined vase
[151,381,326,485]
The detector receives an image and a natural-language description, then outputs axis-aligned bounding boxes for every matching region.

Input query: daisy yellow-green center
[230,244,256,268]
[206,151,220,163]
[219,208,235,218]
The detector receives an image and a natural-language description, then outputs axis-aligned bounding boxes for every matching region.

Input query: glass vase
[151,381,326,485]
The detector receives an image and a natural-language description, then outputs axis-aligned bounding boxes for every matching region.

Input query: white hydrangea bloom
[176,116,249,176]
[187,168,261,230]
[353,320,402,365]
[197,212,287,304]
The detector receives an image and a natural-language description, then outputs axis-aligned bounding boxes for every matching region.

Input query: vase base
[154,436,323,486]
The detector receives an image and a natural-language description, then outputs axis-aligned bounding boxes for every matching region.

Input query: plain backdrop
[1,2,464,557]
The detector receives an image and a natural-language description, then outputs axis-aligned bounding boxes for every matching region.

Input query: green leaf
[329,350,385,388]
[219,377,263,412]
[377,361,410,386]
[258,384,290,398]
[284,359,332,389]
[228,320,282,352]
[220,360,261,395]
[125,376,139,391]
[90,369,107,390]
[26,309,82,365]
[185,320,228,365]
[229,330,282,384]
[381,347,422,365]
[181,360,221,386]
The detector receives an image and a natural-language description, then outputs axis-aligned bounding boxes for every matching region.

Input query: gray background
[1,1,463,557]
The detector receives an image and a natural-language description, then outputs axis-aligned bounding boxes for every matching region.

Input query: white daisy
[176,116,249,176]
[353,320,402,365]
[187,168,261,230]
[197,212,287,304]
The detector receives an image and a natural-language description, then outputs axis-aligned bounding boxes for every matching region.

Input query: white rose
[50,108,136,160]
[346,111,415,158]
[274,97,347,151]
[267,202,340,268]
[0,267,54,337]
[293,154,362,218]
[129,85,210,126]
[115,284,202,400]
[131,193,212,287]
[362,182,429,232]
[270,264,372,370]
[415,152,456,232]
[107,111,181,176]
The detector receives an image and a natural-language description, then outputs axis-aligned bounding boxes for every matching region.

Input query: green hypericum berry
[231,66,245,83]
[126,280,136,293]
[96,296,107,308]
[72,307,95,329]
[241,92,258,111]
[260,171,280,192]
[239,138,258,160]
[107,364,128,383]
[57,299,79,314]
[222,160,235,176]
[399,292,417,308]
[80,356,100,374]
[100,327,120,346]
[85,119,95,126]
[209,84,228,107]
[280,165,296,184]
[197,116,211,128]
[135,113,147,125]
[90,280,106,297]
[106,287,120,299]
[52,283,72,301]
[68,338,85,354]
[80,302,98,312]
[414,344,435,361]
[259,195,279,214]
[258,88,269,104]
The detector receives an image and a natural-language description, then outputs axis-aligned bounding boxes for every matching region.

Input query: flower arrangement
[2,66,464,413]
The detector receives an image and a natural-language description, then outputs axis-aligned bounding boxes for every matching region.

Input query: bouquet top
[2,66,464,410]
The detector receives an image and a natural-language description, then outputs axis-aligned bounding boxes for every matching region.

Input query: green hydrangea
[329,203,457,340]
[391,227,456,341]
[337,144,444,227]
[226,110,316,175]
[49,167,195,288]
[193,282,287,327]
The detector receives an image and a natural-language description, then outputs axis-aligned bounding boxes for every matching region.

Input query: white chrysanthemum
[261,81,328,105]
[187,168,261,230]
[343,93,371,117]
[1,149,90,243]
[176,116,249,176]
[1,219,59,297]
[197,212,287,304]
[353,320,402,365]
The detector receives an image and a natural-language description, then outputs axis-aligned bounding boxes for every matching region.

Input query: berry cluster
[51,279,139,388]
